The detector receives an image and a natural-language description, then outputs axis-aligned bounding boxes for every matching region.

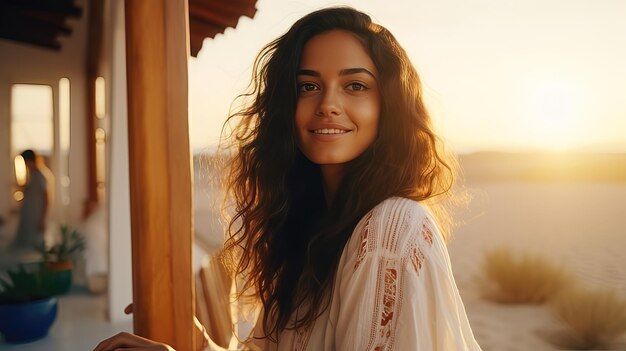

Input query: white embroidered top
[242,197,481,351]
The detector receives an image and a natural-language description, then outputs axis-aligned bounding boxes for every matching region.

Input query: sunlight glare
[95,77,106,119]
[14,155,26,186]
[527,78,587,151]
[59,77,71,151]
[13,190,24,202]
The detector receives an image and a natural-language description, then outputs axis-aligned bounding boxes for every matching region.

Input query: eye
[298,82,319,93]
[347,82,368,91]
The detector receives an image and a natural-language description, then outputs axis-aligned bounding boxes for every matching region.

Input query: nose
[315,89,341,117]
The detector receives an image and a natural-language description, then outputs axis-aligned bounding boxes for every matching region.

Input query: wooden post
[124,0,195,350]
[84,0,104,218]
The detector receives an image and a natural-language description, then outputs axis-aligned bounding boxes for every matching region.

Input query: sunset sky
[188,0,626,153]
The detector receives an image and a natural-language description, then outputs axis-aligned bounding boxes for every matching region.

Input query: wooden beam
[124,0,195,350]
[84,0,103,218]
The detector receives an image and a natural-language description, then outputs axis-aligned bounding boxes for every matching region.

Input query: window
[11,84,54,157]
[10,84,54,203]
[59,77,71,206]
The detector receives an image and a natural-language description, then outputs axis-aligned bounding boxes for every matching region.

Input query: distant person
[13,149,49,250]
[95,7,481,350]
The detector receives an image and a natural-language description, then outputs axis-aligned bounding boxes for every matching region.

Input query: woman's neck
[320,164,346,206]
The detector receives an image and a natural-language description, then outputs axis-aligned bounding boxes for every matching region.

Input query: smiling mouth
[310,128,350,134]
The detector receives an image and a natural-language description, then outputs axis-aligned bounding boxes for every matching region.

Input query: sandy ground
[448,181,626,350]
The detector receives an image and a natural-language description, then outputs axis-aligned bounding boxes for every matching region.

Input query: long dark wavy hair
[221,6,457,341]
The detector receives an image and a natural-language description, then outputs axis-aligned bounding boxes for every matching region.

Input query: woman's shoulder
[369,196,434,234]
[372,196,430,219]
[350,197,440,259]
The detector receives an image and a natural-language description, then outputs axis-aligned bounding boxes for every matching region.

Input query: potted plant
[0,263,59,343]
[37,224,86,294]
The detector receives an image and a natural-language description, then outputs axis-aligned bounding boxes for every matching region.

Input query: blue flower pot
[0,297,58,343]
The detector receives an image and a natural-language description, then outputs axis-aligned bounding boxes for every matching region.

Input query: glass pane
[59,78,71,207]
[11,84,54,157]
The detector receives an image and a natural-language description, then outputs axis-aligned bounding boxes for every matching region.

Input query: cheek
[294,105,308,143]
[354,99,381,139]
[294,97,314,124]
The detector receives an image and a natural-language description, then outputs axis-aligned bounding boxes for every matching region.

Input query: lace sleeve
[334,198,481,351]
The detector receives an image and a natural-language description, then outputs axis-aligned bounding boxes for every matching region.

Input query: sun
[526,78,587,151]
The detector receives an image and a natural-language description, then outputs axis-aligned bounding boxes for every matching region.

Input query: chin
[304,153,353,166]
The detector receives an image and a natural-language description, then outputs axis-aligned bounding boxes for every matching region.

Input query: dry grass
[549,287,626,349]
[481,247,572,304]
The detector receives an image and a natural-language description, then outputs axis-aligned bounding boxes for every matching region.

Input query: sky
[188,0,626,154]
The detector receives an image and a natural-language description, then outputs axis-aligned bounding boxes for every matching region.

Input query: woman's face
[295,30,380,167]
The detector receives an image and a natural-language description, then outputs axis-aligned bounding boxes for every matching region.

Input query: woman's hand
[92,303,210,351]
[92,331,175,351]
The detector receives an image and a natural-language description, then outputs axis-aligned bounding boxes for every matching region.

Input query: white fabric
[234,197,481,351]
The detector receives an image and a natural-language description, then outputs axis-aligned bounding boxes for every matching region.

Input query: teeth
[313,128,348,134]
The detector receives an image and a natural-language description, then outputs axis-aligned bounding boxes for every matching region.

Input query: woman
[95,7,481,351]
[13,149,49,250]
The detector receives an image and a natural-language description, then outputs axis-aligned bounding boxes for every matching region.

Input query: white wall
[106,0,133,323]
[0,0,89,230]
[0,81,10,226]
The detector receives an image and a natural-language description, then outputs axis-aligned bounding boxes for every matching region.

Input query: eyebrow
[297,68,377,79]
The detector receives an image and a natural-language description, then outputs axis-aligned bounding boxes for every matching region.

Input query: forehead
[299,30,377,74]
